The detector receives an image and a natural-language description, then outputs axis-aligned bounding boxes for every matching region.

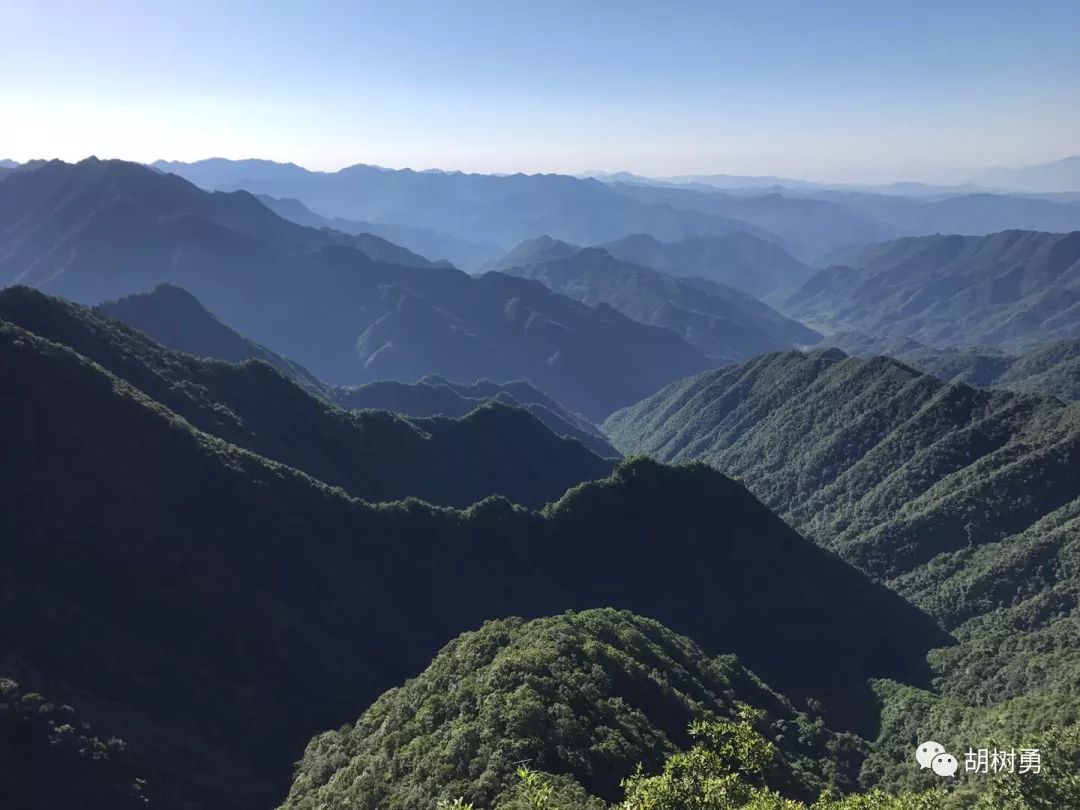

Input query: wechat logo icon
[916,741,958,777]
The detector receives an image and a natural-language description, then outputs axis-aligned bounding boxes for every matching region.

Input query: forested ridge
[0,308,947,808]
[5,153,1080,810]
[604,347,1080,805]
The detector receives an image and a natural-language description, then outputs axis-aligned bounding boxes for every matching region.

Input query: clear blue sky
[3,0,1078,180]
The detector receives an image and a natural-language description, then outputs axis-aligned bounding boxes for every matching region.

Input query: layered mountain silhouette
[969,155,1080,193]
[282,610,864,810]
[0,157,437,290]
[256,192,503,269]
[607,183,899,261]
[496,239,820,362]
[97,283,332,398]
[93,282,618,457]
[599,231,815,299]
[784,230,1080,348]
[153,158,784,249]
[336,376,617,458]
[610,182,1080,260]
[0,316,948,807]
[0,159,714,419]
[0,286,610,508]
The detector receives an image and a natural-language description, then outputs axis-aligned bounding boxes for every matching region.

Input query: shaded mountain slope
[499,244,820,362]
[0,159,714,420]
[335,375,618,458]
[97,282,331,399]
[784,230,1080,348]
[600,232,815,299]
[281,610,864,810]
[91,281,618,457]
[0,286,611,508]
[0,678,150,810]
[346,268,712,420]
[0,322,948,806]
[831,331,1080,401]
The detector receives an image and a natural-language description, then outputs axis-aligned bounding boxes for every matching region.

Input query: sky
[2,0,1078,181]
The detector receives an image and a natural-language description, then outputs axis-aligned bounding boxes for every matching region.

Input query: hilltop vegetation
[282,610,864,810]
[283,611,1080,809]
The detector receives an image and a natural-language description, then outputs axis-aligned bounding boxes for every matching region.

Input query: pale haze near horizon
[2,0,1078,182]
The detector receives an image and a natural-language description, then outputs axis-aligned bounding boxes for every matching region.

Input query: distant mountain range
[610,183,1080,261]
[138,158,1080,266]
[495,238,820,362]
[588,155,1080,195]
[0,158,715,419]
[152,158,781,253]
[599,231,814,299]
[255,192,503,269]
[784,230,1080,348]
[968,155,1080,193]
[0,309,947,806]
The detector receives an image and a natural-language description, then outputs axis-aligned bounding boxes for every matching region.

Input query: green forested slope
[282,612,1080,809]
[832,331,1080,401]
[0,286,611,508]
[281,610,864,810]
[0,323,946,808]
[604,349,1080,583]
[783,230,1080,348]
[604,349,1080,774]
